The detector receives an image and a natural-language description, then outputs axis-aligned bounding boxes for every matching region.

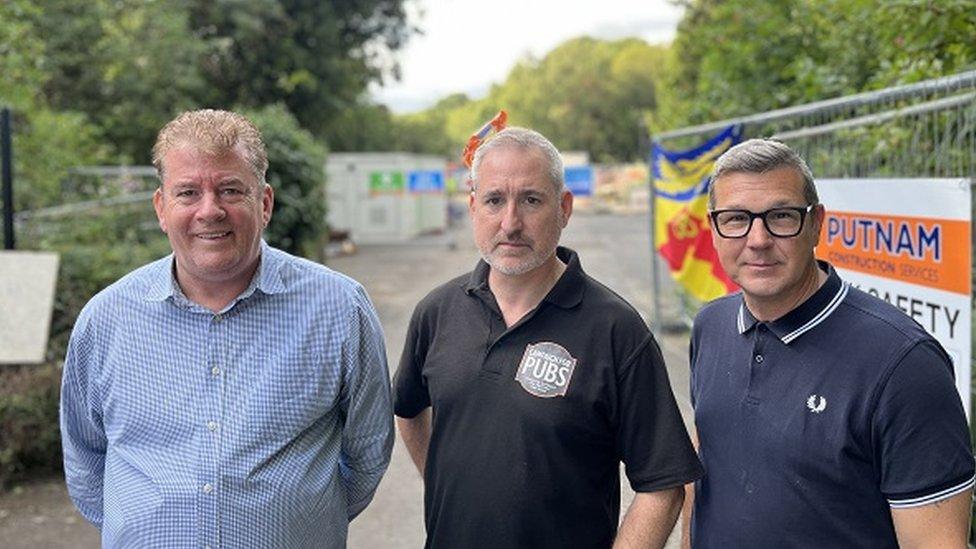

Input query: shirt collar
[737,260,849,344]
[463,246,585,309]
[144,240,288,306]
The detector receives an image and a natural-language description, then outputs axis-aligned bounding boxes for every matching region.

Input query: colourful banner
[652,125,742,302]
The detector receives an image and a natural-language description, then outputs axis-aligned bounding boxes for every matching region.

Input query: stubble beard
[479,208,565,276]
[480,225,561,276]
[481,243,554,276]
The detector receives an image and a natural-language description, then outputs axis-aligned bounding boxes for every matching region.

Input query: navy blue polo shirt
[395,247,703,549]
[690,261,975,548]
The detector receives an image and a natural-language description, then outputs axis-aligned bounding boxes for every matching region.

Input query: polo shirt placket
[745,323,768,406]
[468,284,559,379]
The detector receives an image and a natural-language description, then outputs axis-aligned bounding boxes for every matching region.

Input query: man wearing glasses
[683,139,974,547]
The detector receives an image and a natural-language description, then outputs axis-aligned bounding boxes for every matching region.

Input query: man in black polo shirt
[394,127,703,548]
[685,138,974,547]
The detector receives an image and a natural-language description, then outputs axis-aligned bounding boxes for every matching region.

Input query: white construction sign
[816,179,972,416]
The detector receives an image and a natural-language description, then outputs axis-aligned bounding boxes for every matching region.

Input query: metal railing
[649,70,976,327]
[14,166,159,245]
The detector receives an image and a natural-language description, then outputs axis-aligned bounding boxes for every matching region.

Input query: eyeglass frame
[708,204,817,239]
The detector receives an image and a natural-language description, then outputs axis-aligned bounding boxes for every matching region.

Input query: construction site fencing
[650,72,976,536]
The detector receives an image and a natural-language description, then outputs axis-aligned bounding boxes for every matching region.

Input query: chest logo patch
[807,394,827,413]
[515,342,577,398]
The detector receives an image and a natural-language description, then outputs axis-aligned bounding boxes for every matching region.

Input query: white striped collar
[736,261,848,344]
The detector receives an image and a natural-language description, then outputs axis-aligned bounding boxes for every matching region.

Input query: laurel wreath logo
[807,394,827,413]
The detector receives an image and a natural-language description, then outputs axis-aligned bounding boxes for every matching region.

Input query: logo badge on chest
[515,341,578,398]
[807,394,827,413]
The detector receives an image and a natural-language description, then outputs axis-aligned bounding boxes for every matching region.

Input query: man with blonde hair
[61,109,393,548]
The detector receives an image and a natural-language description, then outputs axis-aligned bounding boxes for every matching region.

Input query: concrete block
[0,251,60,364]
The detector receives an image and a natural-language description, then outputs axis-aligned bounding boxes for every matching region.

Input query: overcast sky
[370,0,684,113]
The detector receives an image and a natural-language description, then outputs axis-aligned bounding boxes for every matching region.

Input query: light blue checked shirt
[60,242,393,548]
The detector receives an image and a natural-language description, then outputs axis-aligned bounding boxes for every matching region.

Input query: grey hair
[470,127,565,193]
[708,138,818,208]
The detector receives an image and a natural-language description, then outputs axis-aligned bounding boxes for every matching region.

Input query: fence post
[645,135,662,341]
[1,107,14,250]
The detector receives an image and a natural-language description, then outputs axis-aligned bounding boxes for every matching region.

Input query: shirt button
[207,421,218,432]
[202,483,214,494]
[211,366,221,377]
[213,314,223,323]
[755,354,764,363]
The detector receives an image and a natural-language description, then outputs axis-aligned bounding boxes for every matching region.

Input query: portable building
[325,153,447,244]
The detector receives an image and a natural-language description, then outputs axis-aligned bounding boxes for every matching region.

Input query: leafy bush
[0,363,62,488]
[245,104,328,260]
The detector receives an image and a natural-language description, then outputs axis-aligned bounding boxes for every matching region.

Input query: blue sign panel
[408,170,445,193]
[564,166,594,196]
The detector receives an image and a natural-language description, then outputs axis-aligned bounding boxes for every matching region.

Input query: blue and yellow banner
[652,125,742,302]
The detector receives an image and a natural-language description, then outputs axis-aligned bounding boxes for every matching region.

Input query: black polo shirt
[394,247,703,549]
[690,261,975,548]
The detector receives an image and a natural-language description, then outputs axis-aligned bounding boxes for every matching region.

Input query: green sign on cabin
[369,171,405,194]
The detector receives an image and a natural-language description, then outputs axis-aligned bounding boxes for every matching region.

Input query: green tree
[0,1,110,212]
[489,37,667,161]
[862,1,975,84]
[662,0,976,129]
[0,0,46,111]
[327,102,397,152]
[392,93,475,155]
[5,0,413,162]
[379,37,671,162]
[442,98,499,152]
[666,1,811,123]
[188,0,413,147]
[24,0,207,163]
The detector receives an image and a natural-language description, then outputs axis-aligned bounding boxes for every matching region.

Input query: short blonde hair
[152,109,268,183]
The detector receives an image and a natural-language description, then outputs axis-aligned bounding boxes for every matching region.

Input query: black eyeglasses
[709,205,815,238]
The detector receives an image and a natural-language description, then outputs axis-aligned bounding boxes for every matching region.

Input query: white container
[325,153,448,244]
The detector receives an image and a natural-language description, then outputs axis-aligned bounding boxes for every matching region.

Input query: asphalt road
[0,210,693,548]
